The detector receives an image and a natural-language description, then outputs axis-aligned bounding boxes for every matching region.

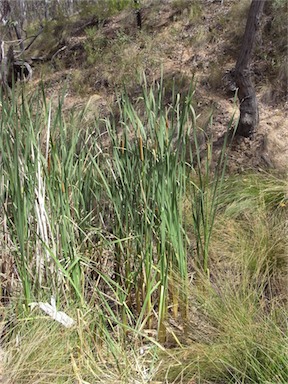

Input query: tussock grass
[3,315,76,383]
[2,304,162,384]
[162,295,287,383]
[160,173,287,383]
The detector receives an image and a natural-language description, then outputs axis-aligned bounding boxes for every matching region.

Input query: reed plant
[1,83,287,383]
[0,88,100,304]
[0,79,230,338]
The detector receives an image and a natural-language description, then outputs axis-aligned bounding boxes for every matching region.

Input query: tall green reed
[91,79,232,340]
[0,80,232,340]
[0,88,100,304]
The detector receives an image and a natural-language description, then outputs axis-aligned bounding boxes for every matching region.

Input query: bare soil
[29,0,287,175]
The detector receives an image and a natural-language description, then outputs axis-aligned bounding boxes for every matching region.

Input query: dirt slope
[31,0,287,173]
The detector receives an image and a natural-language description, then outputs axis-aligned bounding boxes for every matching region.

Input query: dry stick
[19,26,44,55]
[51,46,67,63]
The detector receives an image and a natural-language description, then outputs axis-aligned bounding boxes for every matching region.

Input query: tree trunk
[0,43,13,92]
[134,0,142,30]
[235,0,264,137]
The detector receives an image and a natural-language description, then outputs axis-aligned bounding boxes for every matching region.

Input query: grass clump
[82,28,162,92]
[2,303,161,384]
[160,173,288,383]
[84,28,110,65]
[162,289,287,383]
[79,0,132,24]
[172,0,202,20]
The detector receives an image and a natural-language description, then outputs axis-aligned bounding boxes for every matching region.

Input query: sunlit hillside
[0,1,287,383]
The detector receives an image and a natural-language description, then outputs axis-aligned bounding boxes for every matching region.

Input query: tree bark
[235,0,264,137]
[134,0,142,30]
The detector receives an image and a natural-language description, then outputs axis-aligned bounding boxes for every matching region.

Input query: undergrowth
[0,81,287,383]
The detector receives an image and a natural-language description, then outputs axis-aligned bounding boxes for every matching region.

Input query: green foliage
[172,0,202,21]
[0,79,230,335]
[84,28,109,65]
[79,0,131,23]
[82,27,161,91]
[272,0,288,8]
[0,88,98,304]
[160,189,287,382]
[0,83,286,384]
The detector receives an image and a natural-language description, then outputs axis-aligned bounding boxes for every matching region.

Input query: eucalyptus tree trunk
[235,0,265,137]
[0,43,14,92]
[0,0,33,93]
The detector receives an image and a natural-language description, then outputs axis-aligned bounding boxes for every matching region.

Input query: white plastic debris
[29,297,75,328]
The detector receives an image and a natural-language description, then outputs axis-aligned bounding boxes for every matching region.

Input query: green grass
[0,80,218,309]
[0,82,287,383]
[157,172,288,383]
